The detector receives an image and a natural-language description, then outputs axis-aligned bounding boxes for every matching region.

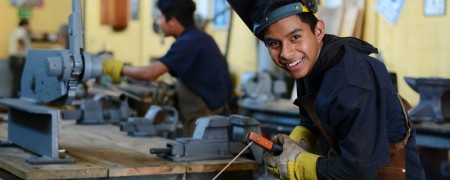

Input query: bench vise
[150,114,263,163]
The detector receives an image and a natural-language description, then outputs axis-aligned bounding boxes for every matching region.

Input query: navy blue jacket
[295,35,425,179]
[160,27,232,111]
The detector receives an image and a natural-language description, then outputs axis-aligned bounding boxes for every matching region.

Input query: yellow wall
[4,1,445,104]
[206,14,259,85]
[0,0,257,87]
[85,0,162,66]
[0,0,22,58]
[85,1,450,102]
[84,1,258,87]
[0,0,71,58]
[364,0,450,105]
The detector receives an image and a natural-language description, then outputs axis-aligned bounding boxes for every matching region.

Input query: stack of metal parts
[63,86,137,124]
[150,114,263,163]
[0,0,103,164]
[120,105,178,137]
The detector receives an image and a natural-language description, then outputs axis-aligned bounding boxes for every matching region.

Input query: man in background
[103,0,233,136]
[57,24,69,49]
[8,19,32,97]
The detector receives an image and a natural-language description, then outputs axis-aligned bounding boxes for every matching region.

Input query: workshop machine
[238,71,299,136]
[99,78,178,137]
[239,71,287,104]
[405,77,450,123]
[0,0,103,164]
[62,86,137,124]
[120,105,179,137]
[404,77,450,179]
[150,114,263,163]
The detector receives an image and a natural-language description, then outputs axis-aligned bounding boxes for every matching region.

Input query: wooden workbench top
[0,119,258,179]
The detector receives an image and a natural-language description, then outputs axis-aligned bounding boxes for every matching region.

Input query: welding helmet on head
[226,0,318,38]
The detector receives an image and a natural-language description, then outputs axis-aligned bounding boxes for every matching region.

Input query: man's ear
[167,17,176,26]
[315,20,325,42]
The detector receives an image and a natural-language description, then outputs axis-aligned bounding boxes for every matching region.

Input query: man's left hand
[264,134,306,179]
[264,134,321,180]
[102,59,124,83]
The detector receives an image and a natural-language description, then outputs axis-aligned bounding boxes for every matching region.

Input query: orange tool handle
[246,131,282,155]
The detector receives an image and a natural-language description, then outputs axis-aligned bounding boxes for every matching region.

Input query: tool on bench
[150,114,264,163]
[0,0,103,164]
[107,80,176,135]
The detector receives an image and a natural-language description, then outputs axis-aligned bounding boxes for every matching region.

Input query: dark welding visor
[226,0,317,37]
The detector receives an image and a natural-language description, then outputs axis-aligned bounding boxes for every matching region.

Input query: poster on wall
[18,8,32,19]
[424,0,446,16]
[10,0,43,8]
[375,0,406,25]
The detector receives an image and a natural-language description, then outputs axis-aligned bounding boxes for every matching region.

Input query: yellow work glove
[289,126,316,149]
[102,59,124,83]
[267,126,316,177]
[264,134,320,180]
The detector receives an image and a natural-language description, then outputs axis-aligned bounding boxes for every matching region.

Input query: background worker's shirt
[296,46,425,179]
[160,27,232,111]
[9,27,31,56]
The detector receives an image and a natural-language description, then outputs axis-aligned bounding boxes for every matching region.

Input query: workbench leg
[419,146,450,179]
[0,167,21,180]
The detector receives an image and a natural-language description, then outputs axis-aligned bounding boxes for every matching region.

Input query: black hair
[156,0,196,28]
[19,19,29,27]
[250,0,318,40]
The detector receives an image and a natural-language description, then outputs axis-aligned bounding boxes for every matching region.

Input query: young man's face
[264,15,324,79]
[155,9,171,37]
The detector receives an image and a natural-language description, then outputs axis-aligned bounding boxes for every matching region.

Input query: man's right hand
[103,60,124,83]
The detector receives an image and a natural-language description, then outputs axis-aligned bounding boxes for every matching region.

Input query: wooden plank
[343,0,366,39]
[340,6,359,37]
[317,6,344,36]
[0,118,258,179]
[58,121,258,177]
[187,158,258,173]
[0,122,107,180]
[59,121,187,177]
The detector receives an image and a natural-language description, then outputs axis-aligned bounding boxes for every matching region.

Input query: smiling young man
[103,0,232,136]
[227,0,424,179]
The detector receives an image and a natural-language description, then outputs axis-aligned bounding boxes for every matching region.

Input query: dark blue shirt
[297,45,425,179]
[160,27,232,111]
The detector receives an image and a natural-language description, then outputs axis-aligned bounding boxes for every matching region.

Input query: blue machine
[0,0,103,164]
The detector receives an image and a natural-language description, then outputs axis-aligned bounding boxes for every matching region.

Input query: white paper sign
[375,0,406,25]
[424,0,446,16]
